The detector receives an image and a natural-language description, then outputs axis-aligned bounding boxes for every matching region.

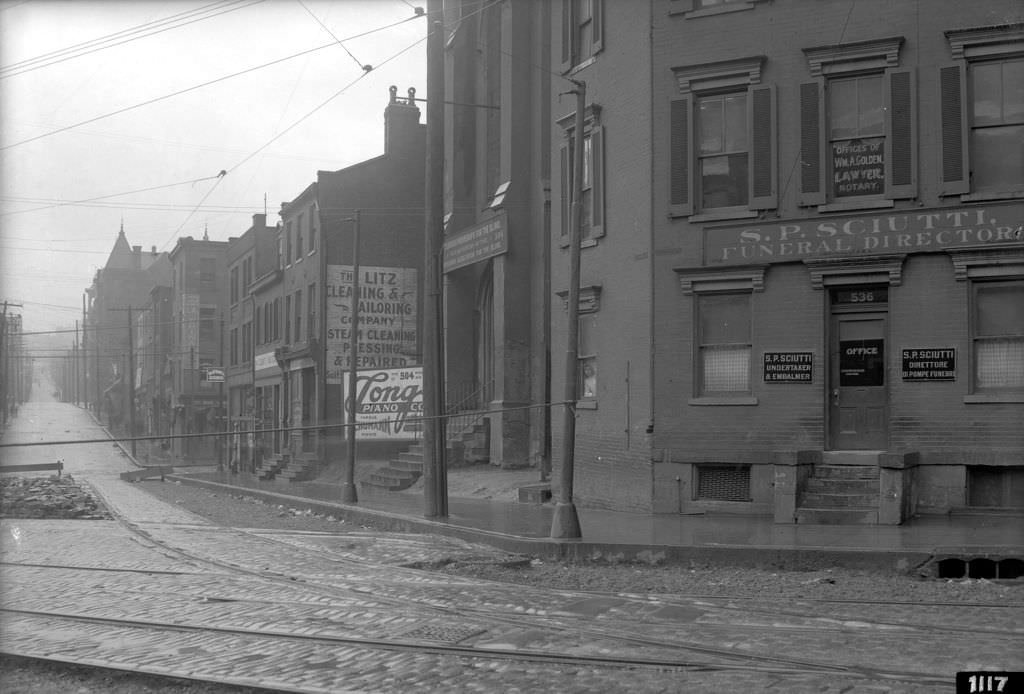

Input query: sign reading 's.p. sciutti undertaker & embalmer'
[704,203,1023,266]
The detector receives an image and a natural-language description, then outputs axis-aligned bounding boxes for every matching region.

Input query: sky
[0,0,429,343]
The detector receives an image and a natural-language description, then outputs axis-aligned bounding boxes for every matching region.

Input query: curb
[167,473,938,573]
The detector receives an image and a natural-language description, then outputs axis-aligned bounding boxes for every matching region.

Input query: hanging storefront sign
[325,265,418,384]
[763,352,814,383]
[341,367,423,440]
[901,348,956,381]
[443,213,508,273]
[704,202,1024,266]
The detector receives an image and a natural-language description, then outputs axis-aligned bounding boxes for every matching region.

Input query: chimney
[252,213,267,229]
[384,86,422,157]
[133,245,142,270]
[151,246,156,254]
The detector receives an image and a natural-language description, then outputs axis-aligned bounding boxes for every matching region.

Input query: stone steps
[796,452,881,525]
[360,420,488,494]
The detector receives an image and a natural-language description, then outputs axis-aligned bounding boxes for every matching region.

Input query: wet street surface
[2,393,1022,692]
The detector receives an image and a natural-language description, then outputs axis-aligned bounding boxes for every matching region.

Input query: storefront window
[974,282,1024,390]
[698,293,751,394]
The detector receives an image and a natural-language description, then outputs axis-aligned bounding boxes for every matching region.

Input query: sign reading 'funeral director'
[902,348,956,381]
[763,352,814,383]
[704,202,1023,266]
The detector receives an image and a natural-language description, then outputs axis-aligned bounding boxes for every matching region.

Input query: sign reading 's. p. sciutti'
[704,203,1023,266]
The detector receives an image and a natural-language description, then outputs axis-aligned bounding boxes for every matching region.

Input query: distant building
[85,226,169,431]
[167,235,228,462]
[225,214,277,471]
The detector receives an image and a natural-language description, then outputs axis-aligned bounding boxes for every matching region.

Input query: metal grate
[697,465,751,502]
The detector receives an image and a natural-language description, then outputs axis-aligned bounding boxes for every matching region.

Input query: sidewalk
[144,453,1024,573]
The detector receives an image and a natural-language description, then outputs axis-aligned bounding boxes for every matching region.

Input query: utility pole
[550,80,586,539]
[1,302,23,426]
[422,0,447,518]
[82,294,88,413]
[342,210,361,504]
[218,311,225,471]
[74,321,79,406]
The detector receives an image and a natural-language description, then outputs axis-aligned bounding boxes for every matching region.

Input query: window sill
[559,236,600,249]
[567,55,598,75]
[688,396,758,406]
[960,190,1024,203]
[964,393,1024,404]
[817,198,895,213]
[688,210,760,223]
[671,2,757,19]
[576,400,598,410]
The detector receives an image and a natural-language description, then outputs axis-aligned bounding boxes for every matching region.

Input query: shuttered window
[799,69,916,205]
[670,85,775,216]
[943,27,1024,198]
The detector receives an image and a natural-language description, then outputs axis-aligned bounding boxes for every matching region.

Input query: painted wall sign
[703,202,1024,266]
[326,265,418,384]
[763,352,814,383]
[839,339,885,386]
[443,213,508,273]
[341,367,423,440]
[901,348,956,381]
[832,139,884,197]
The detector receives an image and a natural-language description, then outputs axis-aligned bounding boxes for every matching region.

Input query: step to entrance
[796,451,881,525]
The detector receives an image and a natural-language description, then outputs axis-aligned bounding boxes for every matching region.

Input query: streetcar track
[4,478,1016,688]
[1,607,951,686]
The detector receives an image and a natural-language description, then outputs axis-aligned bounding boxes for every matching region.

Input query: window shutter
[749,84,777,210]
[592,0,604,55]
[559,0,573,73]
[559,141,571,245]
[885,68,917,199]
[670,97,693,217]
[799,80,826,206]
[590,125,605,238]
[939,63,969,196]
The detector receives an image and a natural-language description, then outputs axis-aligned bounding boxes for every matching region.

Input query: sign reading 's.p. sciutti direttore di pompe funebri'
[763,352,814,383]
[901,348,956,381]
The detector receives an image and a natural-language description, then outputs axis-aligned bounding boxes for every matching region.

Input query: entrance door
[829,312,887,449]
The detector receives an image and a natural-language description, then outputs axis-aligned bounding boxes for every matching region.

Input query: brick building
[225,214,277,471]
[648,0,1022,521]
[167,234,228,463]
[544,0,1023,521]
[266,87,425,480]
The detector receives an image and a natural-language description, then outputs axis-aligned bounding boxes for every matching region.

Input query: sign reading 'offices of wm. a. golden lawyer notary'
[703,203,1023,266]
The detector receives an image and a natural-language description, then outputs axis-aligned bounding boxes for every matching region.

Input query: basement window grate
[696,464,751,502]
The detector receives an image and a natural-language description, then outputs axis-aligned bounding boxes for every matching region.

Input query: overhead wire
[0,0,265,79]
[0,172,229,217]
[0,13,424,152]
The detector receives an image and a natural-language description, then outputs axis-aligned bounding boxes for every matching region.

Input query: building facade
[225,214,277,471]
[85,227,169,432]
[443,0,553,470]
[644,0,1023,520]
[271,87,426,476]
[168,235,228,463]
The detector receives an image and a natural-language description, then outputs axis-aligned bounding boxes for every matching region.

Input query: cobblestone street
[2,395,1022,692]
